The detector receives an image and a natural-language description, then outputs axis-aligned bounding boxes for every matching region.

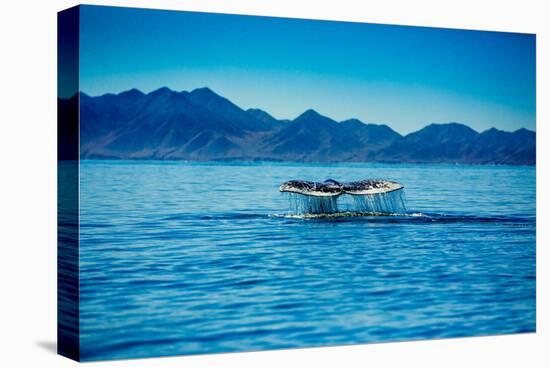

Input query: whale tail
[279,179,403,197]
[280,179,406,214]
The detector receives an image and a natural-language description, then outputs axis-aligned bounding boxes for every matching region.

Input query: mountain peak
[190,87,218,98]
[512,127,535,138]
[149,86,173,96]
[119,88,145,97]
[426,121,474,129]
[292,109,338,130]
[403,122,479,145]
[299,109,321,118]
[421,122,478,135]
[514,127,534,134]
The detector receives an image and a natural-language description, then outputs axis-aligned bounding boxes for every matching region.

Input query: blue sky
[79,5,536,134]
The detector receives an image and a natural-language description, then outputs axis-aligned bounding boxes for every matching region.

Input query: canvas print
[58,5,536,362]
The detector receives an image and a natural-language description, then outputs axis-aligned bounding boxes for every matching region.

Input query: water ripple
[76,161,536,361]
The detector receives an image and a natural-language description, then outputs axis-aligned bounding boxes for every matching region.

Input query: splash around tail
[280,179,407,215]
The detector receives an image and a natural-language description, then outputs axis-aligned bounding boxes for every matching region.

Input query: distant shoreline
[59,87,536,166]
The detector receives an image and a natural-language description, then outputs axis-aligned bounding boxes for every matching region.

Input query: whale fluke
[343,180,403,195]
[279,179,403,197]
[279,180,342,197]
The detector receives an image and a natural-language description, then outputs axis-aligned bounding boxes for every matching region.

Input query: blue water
[78,161,536,361]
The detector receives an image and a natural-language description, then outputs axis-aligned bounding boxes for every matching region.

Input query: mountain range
[61,87,535,165]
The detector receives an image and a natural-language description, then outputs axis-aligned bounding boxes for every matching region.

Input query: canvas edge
[57,4,81,362]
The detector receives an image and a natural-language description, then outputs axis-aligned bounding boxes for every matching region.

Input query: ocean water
[77,161,536,361]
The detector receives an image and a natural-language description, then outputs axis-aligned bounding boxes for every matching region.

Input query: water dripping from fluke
[280,179,407,216]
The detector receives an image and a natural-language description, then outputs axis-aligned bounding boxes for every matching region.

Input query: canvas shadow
[36,340,57,354]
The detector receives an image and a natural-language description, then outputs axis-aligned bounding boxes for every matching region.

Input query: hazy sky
[79,5,536,134]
